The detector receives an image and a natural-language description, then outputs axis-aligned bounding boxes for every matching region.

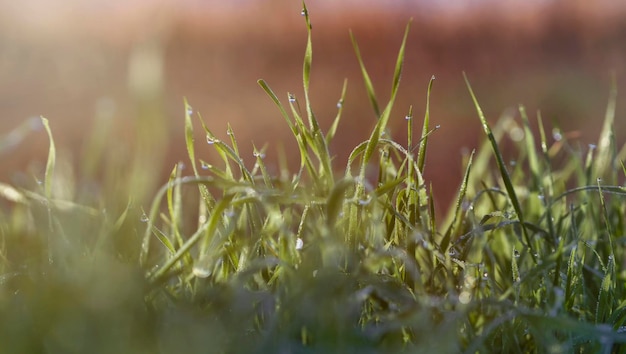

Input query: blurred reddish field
[1,1,625,212]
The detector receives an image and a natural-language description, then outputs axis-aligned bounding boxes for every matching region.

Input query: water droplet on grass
[405,115,412,120]
[253,151,265,159]
[186,106,193,116]
[589,144,597,150]
[192,266,211,278]
[201,162,211,170]
[140,214,149,222]
[358,195,372,206]
[301,9,306,16]
[206,136,216,145]
[552,129,562,141]
[295,238,303,250]
[288,93,296,103]
[336,100,343,109]
[435,124,441,129]
[514,250,520,258]
[482,272,489,279]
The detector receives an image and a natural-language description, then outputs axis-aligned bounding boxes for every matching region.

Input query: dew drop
[300,9,306,16]
[405,115,412,120]
[288,93,296,103]
[510,160,517,166]
[186,106,193,116]
[140,213,149,223]
[192,266,212,278]
[514,250,520,258]
[589,143,597,150]
[253,151,266,159]
[337,100,343,109]
[482,272,489,279]
[435,124,441,129]
[206,135,216,145]
[358,196,371,206]
[597,177,602,183]
[201,162,211,170]
[552,129,562,142]
[295,238,304,250]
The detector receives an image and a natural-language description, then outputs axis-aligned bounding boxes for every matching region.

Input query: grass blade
[417,75,435,172]
[463,73,535,262]
[350,30,380,118]
[40,117,56,199]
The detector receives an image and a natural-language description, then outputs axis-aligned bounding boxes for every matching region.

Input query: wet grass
[2,3,626,353]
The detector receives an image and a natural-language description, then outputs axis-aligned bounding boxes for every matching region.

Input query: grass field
[1,4,626,353]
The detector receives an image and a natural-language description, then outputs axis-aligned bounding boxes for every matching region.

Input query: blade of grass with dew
[358,21,411,185]
[417,75,435,172]
[287,95,322,184]
[326,78,348,145]
[257,80,312,187]
[463,73,535,262]
[442,149,475,252]
[252,144,273,188]
[183,99,214,231]
[301,2,333,183]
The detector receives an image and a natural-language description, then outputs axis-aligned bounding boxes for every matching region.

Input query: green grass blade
[358,21,411,183]
[519,105,541,191]
[40,117,56,199]
[417,75,435,172]
[326,78,348,145]
[184,98,199,175]
[595,75,617,178]
[350,30,380,118]
[442,149,475,251]
[463,73,535,262]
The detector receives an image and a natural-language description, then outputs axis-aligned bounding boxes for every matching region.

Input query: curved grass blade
[41,117,56,199]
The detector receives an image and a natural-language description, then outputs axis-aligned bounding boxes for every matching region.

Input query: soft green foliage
[2,3,626,353]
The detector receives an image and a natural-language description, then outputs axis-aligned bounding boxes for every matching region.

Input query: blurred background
[1,0,625,212]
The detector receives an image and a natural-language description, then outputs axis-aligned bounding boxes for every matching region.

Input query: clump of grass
[2,2,626,353]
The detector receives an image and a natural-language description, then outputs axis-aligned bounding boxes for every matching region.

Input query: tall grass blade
[350,30,380,118]
[40,117,56,199]
[595,75,617,178]
[463,73,535,262]
[417,75,435,172]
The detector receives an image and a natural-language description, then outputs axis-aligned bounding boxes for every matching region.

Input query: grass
[2,3,626,353]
